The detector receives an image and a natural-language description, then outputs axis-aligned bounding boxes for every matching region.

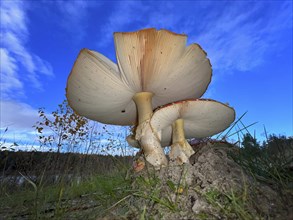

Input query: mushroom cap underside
[151,99,236,144]
[66,28,212,125]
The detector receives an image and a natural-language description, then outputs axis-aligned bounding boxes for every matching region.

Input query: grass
[230,137,293,189]
[1,133,293,219]
[194,186,256,220]
[0,168,133,219]
[132,175,179,212]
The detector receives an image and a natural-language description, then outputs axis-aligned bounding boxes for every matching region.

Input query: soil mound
[127,142,293,219]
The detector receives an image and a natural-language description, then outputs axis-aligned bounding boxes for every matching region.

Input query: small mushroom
[150,99,235,164]
[132,157,145,172]
[66,28,212,168]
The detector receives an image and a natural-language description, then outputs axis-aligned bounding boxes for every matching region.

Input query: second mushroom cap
[150,99,236,142]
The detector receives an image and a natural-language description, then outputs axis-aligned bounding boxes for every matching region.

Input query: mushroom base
[170,140,195,165]
[135,120,168,168]
[170,119,195,165]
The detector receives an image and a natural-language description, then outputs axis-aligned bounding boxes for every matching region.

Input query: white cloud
[192,2,292,73]
[0,100,39,130]
[0,100,41,147]
[0,1,54,98]
[0,0,28,37]
[0,100,55,148]
[0,48,23,99]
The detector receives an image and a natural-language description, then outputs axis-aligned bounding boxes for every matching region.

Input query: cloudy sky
[0,0,292,150]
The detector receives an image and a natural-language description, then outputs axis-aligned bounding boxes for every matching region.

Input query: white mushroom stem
[170,118,195,164]
[132,92,168,168]
[133,92,154,124]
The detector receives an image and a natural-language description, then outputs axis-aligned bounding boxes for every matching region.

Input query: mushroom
[126,127,171,149]
[66,28,212,168]
[150,99,235,164]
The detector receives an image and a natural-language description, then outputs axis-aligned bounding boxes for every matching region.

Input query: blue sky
[0,0,292,151]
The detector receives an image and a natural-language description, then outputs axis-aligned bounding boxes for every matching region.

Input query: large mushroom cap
[66,28,212,125]
[151,99,235,142]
